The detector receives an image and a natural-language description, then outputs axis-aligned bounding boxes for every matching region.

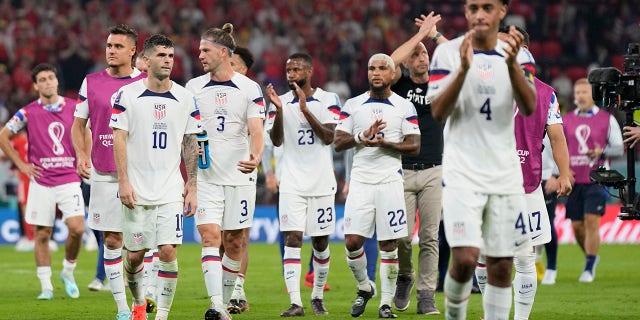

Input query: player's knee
[514,252,536,273]
[284,232,303,247]
[378,240,397,252]
[35,227,52,242]
[157,245,177,262]
[345,236,363,252]
[311,235,329,251]
[104,232,123,249]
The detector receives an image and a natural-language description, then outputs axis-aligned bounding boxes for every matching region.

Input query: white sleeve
[546,92,563,126]
[74,77,89,119]
[604,114,624,157]
[264,103,276,133]
[247,82,266,120]
[109,90,129,131]
[427,43,456,101]
[185,94,202,134]
[321,92,342,125]
[335,99,354,134]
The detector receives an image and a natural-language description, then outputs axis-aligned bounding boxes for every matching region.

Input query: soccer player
[226,45,255,314]
[265,52,340,316]
[0,63,85,300]
[389,11,447,314]
[474,26,573,319]
[427,0,537,319]
[564,78,623,283]
[335,53,421,319]
[110,34,201,320]
[71,24,146,320]
[186,23,265,320]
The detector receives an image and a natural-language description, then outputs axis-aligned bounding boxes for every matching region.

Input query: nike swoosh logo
[239,219,248,224]
[518,290,533,294]
[197,124,202,128]
[176,234,183,238]
[320,226,329,230]
[393,228,403,233]
[111,118,118,122]
[531,234,541,240]
[515,241,525,247]
[286,276,295,280]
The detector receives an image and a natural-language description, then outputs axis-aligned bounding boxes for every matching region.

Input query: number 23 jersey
[186,72,265,186]
[428,36,535,194]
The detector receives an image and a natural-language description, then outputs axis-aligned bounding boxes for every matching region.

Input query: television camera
[588,43,640,220]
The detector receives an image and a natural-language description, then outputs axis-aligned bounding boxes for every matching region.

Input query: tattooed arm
[182,133,198,217]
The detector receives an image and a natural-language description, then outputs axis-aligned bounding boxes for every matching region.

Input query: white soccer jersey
[336,92,420,184]
[186,72,265,186]
[265,88,341,196]
[109,80,201,205]
[428,36,535,194]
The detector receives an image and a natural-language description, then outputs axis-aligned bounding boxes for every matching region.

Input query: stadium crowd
[1,0,639,119]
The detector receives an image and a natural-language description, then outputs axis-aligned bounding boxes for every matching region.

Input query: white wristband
[354,131,364,144]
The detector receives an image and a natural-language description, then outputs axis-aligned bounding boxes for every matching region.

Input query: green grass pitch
[1,242,639,319]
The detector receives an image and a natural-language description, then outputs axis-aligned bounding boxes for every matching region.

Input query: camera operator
[563,78,624,283]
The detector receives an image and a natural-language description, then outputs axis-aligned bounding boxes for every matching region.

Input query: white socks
[37,266,53,292]
[124,257,145,306]
[379,249,399,307]
[156,260,178,319]
[513,252,537,320]
[311,247,330,300]
[104,246,129,312]
[483,284,512,320]
[346,247,370,291]
[221,254,241,304]
[283,246,302,306]
[201,247,223,308]
[444,272,472,320]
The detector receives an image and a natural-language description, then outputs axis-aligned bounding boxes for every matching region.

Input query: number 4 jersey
[265,88,341,196]
[186,72,265,186]
[427,36,535,194]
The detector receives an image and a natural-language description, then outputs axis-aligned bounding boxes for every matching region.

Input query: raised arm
[391,12,443,84]
[293,83,335,145]
[504,26,536,116]
[265,84,284,147]
[431,31,474,122]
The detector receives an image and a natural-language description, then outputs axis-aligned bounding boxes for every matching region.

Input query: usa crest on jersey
[154,103,166,120]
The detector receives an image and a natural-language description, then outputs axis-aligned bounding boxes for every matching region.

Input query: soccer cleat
[416,290,440,315]
[115,311,131,320]
[36,290,53,300]
[578,271,594,283]
[304,271,330,291]
[535,261,545,281]
[60,272,80,298]
[378,304,398,318]
[88,278,105,291]
[311,298,328,315]
[205,306,232,320]
[350,284,375,317]
[145,291,157,313]
[541,269,557,285]
[131,302,147,320]
[393,274,414,311]
[280,304,305,317]
[227,299,249,314]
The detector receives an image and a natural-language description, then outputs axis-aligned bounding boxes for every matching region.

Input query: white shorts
[279,193,336,237]
[442,186,529,257]
[343,180,408,241]
[123,202,184,251]
[518,185,551,249]
[195,182,256,230]
[88,176,123,232]
[25,181,84,227]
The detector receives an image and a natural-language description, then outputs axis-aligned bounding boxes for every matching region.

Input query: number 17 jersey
[428,36,535,194]
[186,72,265,186]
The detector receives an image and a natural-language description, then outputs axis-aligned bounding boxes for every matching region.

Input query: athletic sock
[379,249,399,307]
[444,272,472,320]
[156,260,178,319]
[221,254,241,304]
[124,257,145,306]
[37,266,53,292]
[311,247,330,300]
[484,284,512,320]
[283,246,302,306]
[105,246,129,312]
[513,252,537,320]
[346,247,370,291]
[201,247,223,308]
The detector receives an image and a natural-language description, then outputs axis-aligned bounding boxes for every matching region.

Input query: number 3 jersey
[186,72,265,186]
[427,36,535,194]
[265,88,341,196]
[109,80,201,204]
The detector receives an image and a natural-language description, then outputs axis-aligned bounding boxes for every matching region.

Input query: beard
[288,78,307,90]
[369,81,389,95]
